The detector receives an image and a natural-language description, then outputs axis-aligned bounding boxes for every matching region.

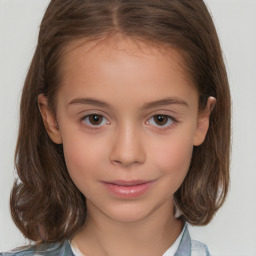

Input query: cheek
[61,131,106,190]
[150,133,194,187]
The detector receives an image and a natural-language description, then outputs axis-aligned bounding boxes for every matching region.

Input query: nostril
[111,159,143,168]
[112,160,122,165]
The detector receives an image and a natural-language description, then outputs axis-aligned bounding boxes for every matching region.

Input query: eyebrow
[68,98,111,108]
[68,97,189,109]
[141,97,189,109]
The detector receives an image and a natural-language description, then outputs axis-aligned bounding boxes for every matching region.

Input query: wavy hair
[11,0,231,242]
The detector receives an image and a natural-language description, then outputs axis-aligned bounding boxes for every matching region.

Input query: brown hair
[11,0,231,242]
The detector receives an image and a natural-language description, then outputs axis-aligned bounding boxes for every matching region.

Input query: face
[39,36,212,223]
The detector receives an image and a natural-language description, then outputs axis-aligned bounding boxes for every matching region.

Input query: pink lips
[102,180,155,198]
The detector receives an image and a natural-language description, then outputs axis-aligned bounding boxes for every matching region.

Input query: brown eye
[147,115,175,128]
[89,114,103,125]
[153,115,169,126]
[83,114,108,127]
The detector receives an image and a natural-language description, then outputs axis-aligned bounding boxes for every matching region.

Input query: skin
[38,36,215,256]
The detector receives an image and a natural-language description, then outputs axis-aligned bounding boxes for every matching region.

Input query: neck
[72,200,183,256]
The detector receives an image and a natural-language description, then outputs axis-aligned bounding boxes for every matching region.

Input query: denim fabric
[174,224,211,256]
[0,225,210,256]
[0,241,74,256]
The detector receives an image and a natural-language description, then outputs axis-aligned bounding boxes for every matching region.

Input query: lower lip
[102,181,155,198]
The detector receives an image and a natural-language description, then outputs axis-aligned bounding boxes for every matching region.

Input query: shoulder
[191,240,211,256]
[0,240,74,256]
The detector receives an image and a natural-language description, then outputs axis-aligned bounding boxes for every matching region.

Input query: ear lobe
[38,94,62,144]
[193,97,216,146]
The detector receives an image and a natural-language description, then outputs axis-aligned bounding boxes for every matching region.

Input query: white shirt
[162,224,186,256]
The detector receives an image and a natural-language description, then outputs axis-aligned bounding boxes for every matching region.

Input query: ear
[38,94,62,144]
[193,97,216,146]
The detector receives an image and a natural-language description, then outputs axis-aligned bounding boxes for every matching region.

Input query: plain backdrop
[0,0,255,255]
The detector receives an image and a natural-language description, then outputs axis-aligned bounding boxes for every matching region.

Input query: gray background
[0,0,255,255]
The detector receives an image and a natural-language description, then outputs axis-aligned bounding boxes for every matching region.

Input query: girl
[1,0,231,255]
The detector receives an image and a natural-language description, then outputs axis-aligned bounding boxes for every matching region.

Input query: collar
[174,223,191,256]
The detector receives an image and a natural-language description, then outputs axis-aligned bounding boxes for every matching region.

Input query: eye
[147,115,175,128]
[82,114,109,127]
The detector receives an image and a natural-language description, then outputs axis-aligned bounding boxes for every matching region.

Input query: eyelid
[81,112,110,128]
[145,113,178,129]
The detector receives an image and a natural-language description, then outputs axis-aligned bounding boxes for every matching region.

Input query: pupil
[154,115,167,125]
[89,114,102,125]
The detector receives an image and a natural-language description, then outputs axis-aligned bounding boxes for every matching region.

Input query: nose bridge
[110,121,145,167]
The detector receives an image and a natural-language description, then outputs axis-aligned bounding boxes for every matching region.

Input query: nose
[109,124,146,167]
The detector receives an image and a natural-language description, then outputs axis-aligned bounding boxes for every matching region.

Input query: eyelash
[82,113,110,128]
[146,114,177,129]
[81,113,178,129]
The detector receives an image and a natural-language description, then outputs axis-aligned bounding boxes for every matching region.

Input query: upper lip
[103,180,155,186]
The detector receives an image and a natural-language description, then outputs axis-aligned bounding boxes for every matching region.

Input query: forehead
[57,35,198,107]
[60,34,192,81]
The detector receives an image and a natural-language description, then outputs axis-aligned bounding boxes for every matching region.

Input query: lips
[102,180,155,198]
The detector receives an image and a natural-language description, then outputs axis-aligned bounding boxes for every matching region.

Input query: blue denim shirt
[0,225,210,256]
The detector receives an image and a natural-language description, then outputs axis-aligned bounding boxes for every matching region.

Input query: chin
[102,201,161,223]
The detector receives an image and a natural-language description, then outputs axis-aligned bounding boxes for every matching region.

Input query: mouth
[102,180,156,198]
